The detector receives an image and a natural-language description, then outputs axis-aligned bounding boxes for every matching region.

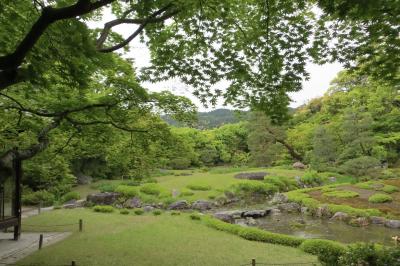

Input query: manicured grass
[323,190,359,198]
[18,209,318,266]
[368,193,393,203]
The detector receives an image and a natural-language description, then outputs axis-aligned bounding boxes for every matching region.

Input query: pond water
[240,211,398,246]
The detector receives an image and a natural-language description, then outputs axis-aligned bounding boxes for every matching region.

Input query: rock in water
[385,220,400,229]
[330,212,349,221]
[242,209,270,218]
[270,193,288,204]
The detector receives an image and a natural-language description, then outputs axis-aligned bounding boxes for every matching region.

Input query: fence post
[38,234,43,250]
[79,219,83,232]
[251,258,256,266]
[71,261,76,266]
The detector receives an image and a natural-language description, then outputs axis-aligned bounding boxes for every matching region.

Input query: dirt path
[0,232,71,264]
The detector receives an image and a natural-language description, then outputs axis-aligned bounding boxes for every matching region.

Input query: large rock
[143,205,155,212]
[370,216,386,225]
[330,212,349,221]
[192,200,213,211]
[168,200,190,210]
[87,192,120,205]
[385,219,400,229]
[234,172,268,180]
[213,210,244,223]
[292,162,306,169]
[123,197,142,209]
[243,209,270,218]
[315,205,331,218]
[270,193,288,204]
[277,202,301,213]
[349,217,369,227]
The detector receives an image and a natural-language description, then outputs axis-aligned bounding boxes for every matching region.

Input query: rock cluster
[234,172,268,180]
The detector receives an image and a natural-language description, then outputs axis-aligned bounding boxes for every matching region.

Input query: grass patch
[19,209,317,266]
[93,205,114,213]
[323,190,359,198]
[381,185,399,193]
[368,193,393,203]
[186,183,212,191]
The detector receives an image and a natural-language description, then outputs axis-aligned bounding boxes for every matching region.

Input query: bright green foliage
[189,213,201,220]
[300,239,346,265]
[264,176,298,192]
[115,185,139,198]
[139,183,164,196]
[61,192,81,203]
[300,170,326,186]
[21,190,55,206]
[323,190,359,198]
[368,193,393,203]
[338,243,400,266]
[120,209,129,215]
[133,208,144,215]
[381,185,399,193]
[232,181,277,196]
[93,206,114,213]
[152,210,162,216]
[186,183,212,191]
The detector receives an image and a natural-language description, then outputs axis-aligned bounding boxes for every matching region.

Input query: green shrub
[338,243,400,266]
[152,210,162,216]
[368,193,392,203]
[180,189,194,196]
[208,195,216,200]
[186,183,212,191]
[264,176,298,191]
[170,211,181,216]
[22,190,55,206]
[203,216,241,235]
[120,209,129,215]
[237,227,304,247]
[300,239,346,265]
[133,208,144,215]
[93,205,114,213]
[323,190,359,198]
[300,170,326,186]
[95,182,118,193]
[140,183,163,196]
[232,181,277,196]
[61,191,80,203]
[115,185,139,198]
[190,213,201,220]
[380,185,399,193]
[341,156,381,178]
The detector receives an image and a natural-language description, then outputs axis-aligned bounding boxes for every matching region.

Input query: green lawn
[19,209,318,266]
[73,167,305,202]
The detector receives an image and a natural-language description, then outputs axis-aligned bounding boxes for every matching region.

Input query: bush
[93,205,114,213]
[22,190,55,206]
[323,190,359,198]
[381,185,399,193]
[208,195,216,200]
[338,243,400,266]
[341,156,381,178]
[186,183,212,191]
[180,189,195,196]
[115,185,139,198]
[368,193,392,203]
[153,210,162,216]
[140,183,163,196]
[120,209,129,215]
[300,170,326,186]
[264,176,298,191]
[232,181,277,196]
[170,211,181,216]
[61,191,80,203]
[133,208,144,215]
[237,227,304,247]
[190,213,201,220]
[300,239,346,265]
[95,182,118,193]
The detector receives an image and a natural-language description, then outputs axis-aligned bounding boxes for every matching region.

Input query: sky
[88,13,343,111]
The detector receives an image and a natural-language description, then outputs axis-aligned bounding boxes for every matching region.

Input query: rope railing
[240,259,319,266]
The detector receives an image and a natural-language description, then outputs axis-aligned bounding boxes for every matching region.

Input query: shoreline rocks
[87,192,120,205]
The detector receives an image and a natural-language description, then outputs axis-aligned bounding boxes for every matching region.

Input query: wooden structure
[0,158,21,240]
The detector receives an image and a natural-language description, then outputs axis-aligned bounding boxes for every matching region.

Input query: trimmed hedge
[61,191,80,203]
[323,190,359,198]
[22,190,55,206]
[381,185,399,193]
[203,216,303,247]
[186,183,212,191]
[115,185,139,198]
[93,205,114,213]
[232,181,277,196]
[140,183,163,196]
[368,193,392,203]
[300,239,346,265]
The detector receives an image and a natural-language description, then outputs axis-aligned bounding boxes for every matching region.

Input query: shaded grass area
[19,209,317,266]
